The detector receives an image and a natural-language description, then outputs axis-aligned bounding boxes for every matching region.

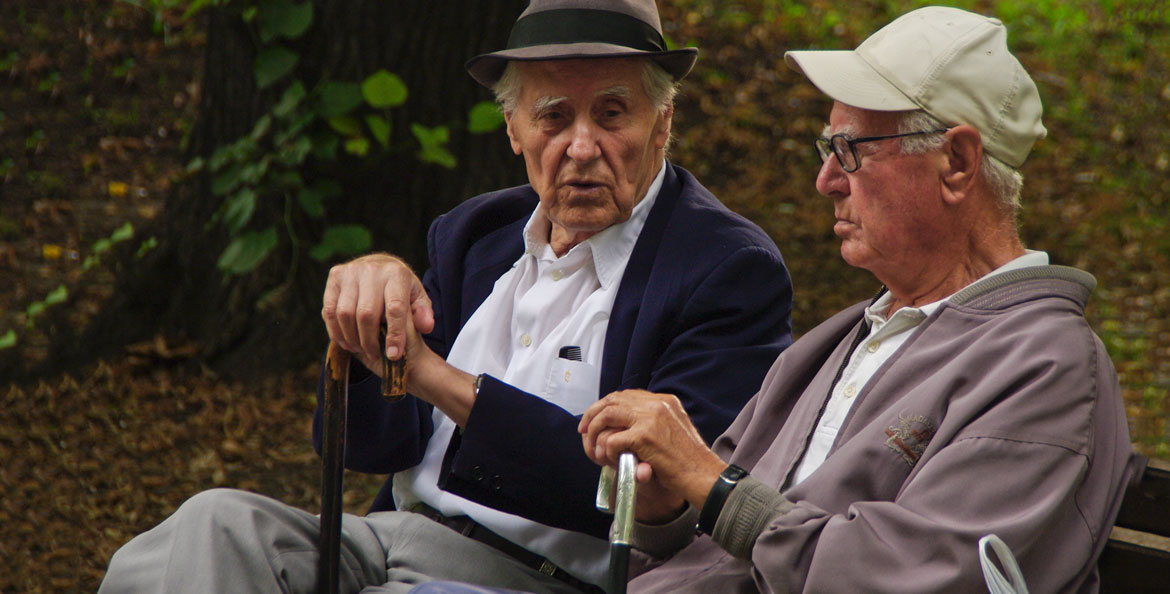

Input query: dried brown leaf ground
[2,356,384,593]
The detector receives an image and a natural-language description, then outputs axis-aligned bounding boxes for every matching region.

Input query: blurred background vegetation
[1,0,1167,591]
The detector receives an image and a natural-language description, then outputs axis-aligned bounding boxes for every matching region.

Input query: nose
[565,118,602,163]
[815,154,849,198]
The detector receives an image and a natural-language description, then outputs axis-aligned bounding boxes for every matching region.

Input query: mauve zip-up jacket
[629,265,1135,594]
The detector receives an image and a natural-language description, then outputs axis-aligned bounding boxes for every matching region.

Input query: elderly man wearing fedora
[96,1,793,593]
[411,6,1135,594]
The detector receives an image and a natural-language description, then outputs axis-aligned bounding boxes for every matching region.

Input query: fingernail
[386,345,399,359]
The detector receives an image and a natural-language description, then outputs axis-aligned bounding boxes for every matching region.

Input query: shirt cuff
[629,504,700,559]
[711,475,794,559]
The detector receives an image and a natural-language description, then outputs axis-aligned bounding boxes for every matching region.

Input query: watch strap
[697,464,749,535]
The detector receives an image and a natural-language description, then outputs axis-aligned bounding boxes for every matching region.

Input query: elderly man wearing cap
[96,1,793,593]
[413,6,1136,594]
[569,6,1134,593]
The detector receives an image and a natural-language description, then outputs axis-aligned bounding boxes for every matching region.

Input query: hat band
[507,8,666,53]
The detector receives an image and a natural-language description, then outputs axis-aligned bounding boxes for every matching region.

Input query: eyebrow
[823,123,858,138]
[596,85,632,99]
[531,95,568,117]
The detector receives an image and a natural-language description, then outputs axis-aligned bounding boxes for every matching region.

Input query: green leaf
[311,133,339,160]
[250,114,273,140]
[270,170,304,189]
[26,301,45,321]
[468,101,505,134]
[297,180,341,218]
[43,284,67,305]
[217,227,278,275]
[412,123,456,169]
[211,163,244,195]
[326,115,362,137]
[92,238,112,255]
[361,70,407,108]
[344,136,370,157]
[365,114,390,148]
[310,224,372,262]
[273,80,306,119]
[110,222,134,243]
[223,188,257,234]
[316,81,363,118]
[0,329,16,349]
[276,135,312,166]
[136,236,158,259]
[254,45,298,89]
[259,0,313,42]
[186,156,206,174]
[238,158,270,185]
[209,144,235,171]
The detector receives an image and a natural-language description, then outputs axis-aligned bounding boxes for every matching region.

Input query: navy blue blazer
[314,163,793,538]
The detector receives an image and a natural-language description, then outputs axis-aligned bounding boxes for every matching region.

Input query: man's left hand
[579,390,728,522]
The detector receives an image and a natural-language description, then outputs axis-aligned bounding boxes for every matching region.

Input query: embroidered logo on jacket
[884,414,935,467]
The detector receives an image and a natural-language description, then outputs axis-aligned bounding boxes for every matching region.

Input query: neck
[882,222,1025,315]
[549,227,597,257]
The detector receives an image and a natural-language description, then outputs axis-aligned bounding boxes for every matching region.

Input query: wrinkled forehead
[515,58,647,100]
[826,102,902,135]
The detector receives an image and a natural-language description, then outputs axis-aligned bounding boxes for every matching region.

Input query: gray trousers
[97,488,583,594]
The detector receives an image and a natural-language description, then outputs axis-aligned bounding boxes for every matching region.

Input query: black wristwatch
[697,464,749,535]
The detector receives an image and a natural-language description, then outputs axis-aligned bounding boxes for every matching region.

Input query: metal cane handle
[596,452,636,594]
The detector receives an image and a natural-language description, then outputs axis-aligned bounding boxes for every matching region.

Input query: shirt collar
[520,160,666,289]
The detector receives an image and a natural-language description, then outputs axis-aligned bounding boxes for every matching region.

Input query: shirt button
[521,334,532,347]
[866,341,880,353]
[564,370,571,383]
[550,269,564,281]
[843,383,857,398]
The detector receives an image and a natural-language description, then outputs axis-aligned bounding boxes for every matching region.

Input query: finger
[382,274,412,360]
[636,461,654,483]
[409,276,435,334]
[582,401,635,451]
[355,271,386,363]
[579,395,611,435]
[321,268,346,349]
[333,269,362,352]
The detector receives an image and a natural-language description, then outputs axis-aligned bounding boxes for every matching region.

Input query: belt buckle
[539,559,557,577]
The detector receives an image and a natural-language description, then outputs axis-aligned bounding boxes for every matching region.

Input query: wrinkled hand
[579,390,727,523]
[321,253,435,374]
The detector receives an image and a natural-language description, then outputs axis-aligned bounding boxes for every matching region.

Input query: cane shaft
[319,342,350,594]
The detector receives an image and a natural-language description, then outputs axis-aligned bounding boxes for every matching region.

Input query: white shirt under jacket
[393,162,667,586]
[790,250,1051,486]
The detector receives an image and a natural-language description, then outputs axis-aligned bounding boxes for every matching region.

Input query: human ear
[504,112,522,155]
[654,105,674,149]
[941,125,983,203]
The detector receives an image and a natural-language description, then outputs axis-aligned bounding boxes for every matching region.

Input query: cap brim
[784,50,918,112]
[466,44,698,88]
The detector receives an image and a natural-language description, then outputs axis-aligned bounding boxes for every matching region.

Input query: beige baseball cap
[785,6,1046,168]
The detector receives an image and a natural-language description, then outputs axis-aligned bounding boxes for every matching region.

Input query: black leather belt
[407,502,605,594]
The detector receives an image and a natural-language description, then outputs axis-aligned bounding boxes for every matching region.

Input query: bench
[1099,454,1170,593]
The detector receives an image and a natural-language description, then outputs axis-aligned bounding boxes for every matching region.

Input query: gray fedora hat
[465,0,699,88]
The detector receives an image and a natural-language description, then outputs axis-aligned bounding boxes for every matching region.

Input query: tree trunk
[46,0,529,379]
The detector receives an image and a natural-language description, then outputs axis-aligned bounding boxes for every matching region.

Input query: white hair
[897,111,1024,211]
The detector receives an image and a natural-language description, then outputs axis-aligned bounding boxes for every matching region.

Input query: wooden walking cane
[319,335,406,594]
[596,452,637,594]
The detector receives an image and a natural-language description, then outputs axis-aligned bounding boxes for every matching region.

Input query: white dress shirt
[392,162,667,585]
[790,250,1050,486]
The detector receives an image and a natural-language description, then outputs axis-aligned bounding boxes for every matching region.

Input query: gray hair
[897,111,1024,211]
[491,59,680,116]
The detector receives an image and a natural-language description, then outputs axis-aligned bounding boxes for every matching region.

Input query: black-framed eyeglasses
[814,128,950,173]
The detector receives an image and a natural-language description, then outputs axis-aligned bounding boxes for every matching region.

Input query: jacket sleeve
[726,438,1097,594]
[442,244,794,539]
